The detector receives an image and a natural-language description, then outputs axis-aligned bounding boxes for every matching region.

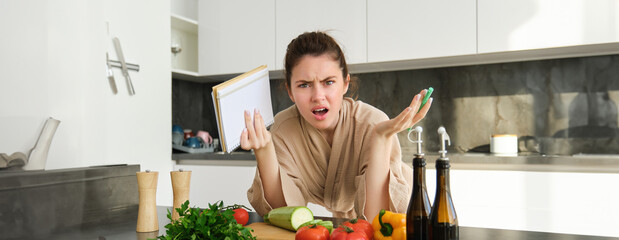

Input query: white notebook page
[213,66,274,153]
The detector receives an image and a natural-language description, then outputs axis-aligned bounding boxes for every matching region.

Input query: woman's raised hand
[240,109,272,151]
[373,89,433,138]
[241,110,283,208]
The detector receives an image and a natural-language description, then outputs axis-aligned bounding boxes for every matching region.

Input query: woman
[243,31,432,220]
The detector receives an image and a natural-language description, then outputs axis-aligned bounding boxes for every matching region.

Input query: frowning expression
[288,54,350,133]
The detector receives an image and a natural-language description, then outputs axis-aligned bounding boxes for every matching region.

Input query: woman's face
[288,54,349,133]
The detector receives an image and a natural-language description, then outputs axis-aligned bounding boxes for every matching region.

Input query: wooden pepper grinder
[171,169,191,221]
[136,170,158,232]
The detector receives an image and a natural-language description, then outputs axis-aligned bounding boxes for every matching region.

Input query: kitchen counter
[27,206,619,240]
[173,152,619,173]
[420,153,619,173]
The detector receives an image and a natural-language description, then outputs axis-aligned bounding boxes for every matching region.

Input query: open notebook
[212,65,274,153]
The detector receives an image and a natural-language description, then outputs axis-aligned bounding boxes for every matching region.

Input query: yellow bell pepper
[371,209,406,240]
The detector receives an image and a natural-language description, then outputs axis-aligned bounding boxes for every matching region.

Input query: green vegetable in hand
[263,206,314,231]
[156,200,256,240]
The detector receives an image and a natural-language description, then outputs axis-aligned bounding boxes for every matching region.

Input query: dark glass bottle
[429,127,458,240]
[406,157,432,240]
[406,127,431,240]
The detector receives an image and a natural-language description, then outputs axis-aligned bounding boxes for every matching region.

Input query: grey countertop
[28,206,619,240]
[420,153,619,173]
[173,152,619,173]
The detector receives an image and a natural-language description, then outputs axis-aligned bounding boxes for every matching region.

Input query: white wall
[0,0,174,206]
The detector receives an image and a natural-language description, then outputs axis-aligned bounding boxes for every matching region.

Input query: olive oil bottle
[406,127,432,240]
[429,127,458,240]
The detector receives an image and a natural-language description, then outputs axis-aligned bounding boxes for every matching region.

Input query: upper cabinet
[171,0,199,75]
[478,0,619,53]
[171,14,199,74]
[183,0,619,79]
[367,0,477,62]
[199,0,276,76]
[275,0,367,69]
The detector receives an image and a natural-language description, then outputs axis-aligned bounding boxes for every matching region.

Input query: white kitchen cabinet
[478,0,619,53]
[367,0,476,62]
[199,0,276,76]
[171,14,199,73]
[170,0,199,77]
[174,162,619,236]
[174,163,331,216]
[275,0,367,69]
[172,0,198,21]
[173,164,257,209]
[444,169,619,237]
[187,0,619,78]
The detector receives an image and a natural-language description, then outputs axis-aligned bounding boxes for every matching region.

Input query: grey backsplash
[173,54,619,157]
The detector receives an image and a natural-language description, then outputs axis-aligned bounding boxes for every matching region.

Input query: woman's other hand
[365,89,432,220]
[240,109,272,151]
[373,89,433,138]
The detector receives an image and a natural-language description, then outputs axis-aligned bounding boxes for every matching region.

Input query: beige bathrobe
[247,98,412,219]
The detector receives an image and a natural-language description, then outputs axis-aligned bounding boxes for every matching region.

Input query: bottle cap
[438,126,451,159]
[407,126,424,157]
[413,157,427,167]
[436,159,451,169]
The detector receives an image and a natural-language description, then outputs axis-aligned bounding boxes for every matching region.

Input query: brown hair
[283,31,358,99]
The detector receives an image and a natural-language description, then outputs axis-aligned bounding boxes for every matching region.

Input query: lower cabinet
[443,169,619,237]
[173,163,331,217]
[174,163,619,237]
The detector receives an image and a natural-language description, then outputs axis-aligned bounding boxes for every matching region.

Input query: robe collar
[297,98,354,210]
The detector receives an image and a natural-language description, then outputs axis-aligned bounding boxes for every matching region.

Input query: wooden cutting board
[247,222,295,240]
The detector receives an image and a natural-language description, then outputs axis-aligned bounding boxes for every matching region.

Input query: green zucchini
[298,219,334,233]
[263,206,314,231]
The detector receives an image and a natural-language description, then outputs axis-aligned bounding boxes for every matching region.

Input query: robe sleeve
[246,131,308,216]
[354,127,412,220]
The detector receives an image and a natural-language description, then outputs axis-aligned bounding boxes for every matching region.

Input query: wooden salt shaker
[171,169,191,220]
[136,170,158,232]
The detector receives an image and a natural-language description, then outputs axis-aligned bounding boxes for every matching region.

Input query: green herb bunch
[157,200,256,240]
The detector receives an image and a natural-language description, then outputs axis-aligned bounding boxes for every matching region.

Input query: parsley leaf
[155,200,256,240]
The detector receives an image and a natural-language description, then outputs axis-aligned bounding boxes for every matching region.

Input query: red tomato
[342,219,373,240]
[331,225,369,240]
[232,208,249,226]
[295,224,330,240]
